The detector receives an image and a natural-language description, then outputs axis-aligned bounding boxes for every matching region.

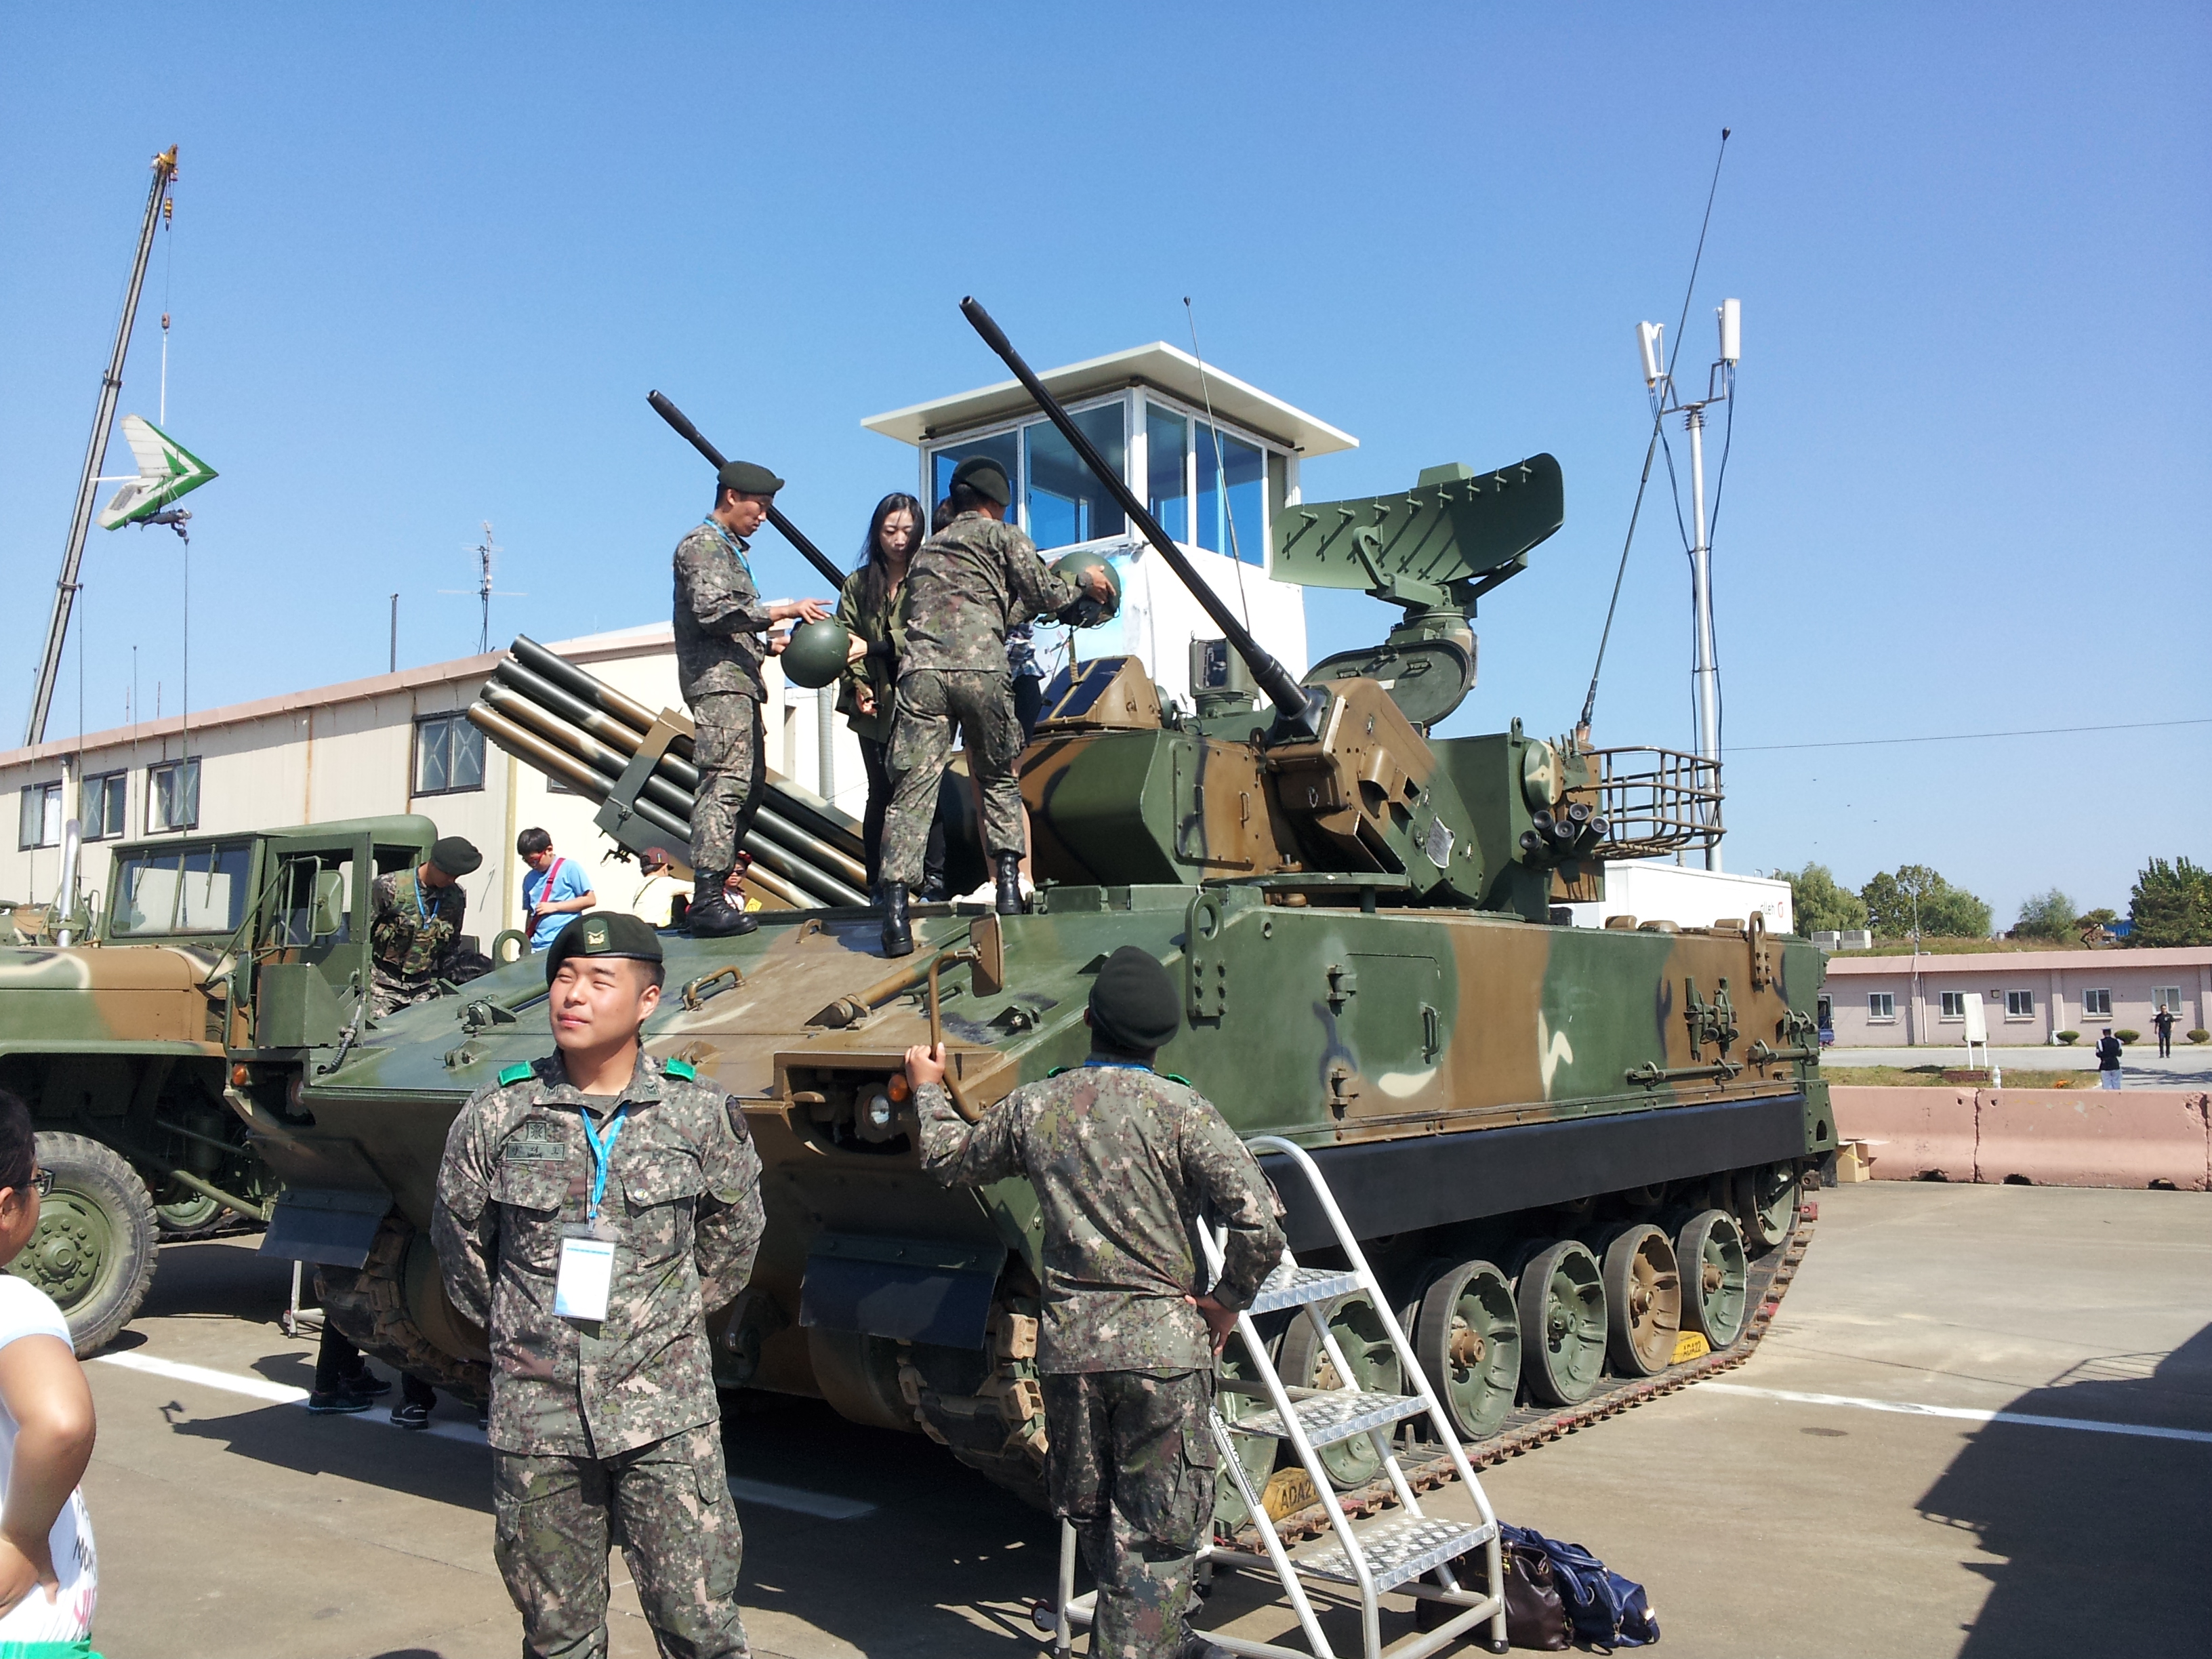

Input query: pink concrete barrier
[1829,1086,1978,1182]
[1827,1086,2212,1189]
[1974,1089,2210,1191]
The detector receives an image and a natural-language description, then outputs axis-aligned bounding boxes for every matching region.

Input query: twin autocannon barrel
[464,635,872,911]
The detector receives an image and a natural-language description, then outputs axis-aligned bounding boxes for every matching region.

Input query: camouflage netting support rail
[1230,1202,1816,1552]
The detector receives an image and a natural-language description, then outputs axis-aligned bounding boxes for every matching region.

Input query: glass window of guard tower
[1146,403,1189,542]
[1195,420,1265,565]
[1023,405,1126,548]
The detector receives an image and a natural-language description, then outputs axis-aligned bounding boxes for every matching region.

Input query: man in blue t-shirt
[518,827,596,952]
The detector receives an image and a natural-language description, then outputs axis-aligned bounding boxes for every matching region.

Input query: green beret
[949,455,1011,506]
[1088,945,1181,1054]
[429,836,482,877]
[717,459,785,497]
[546,911,664,984]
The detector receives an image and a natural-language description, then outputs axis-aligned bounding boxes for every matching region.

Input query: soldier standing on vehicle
[675,459,830,937]
[905,945,1283,1659]
[367,836,482,1018]
[876,455,1111,955]
[432,912,764,1659]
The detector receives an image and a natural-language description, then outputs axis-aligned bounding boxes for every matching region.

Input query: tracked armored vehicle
[255,304,1830,1513]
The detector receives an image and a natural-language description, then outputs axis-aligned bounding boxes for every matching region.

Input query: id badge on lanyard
[554,1104,626,1322]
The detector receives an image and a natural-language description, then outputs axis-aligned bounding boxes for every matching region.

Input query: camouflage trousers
[881,669,1025,889]
[370,964,443,1020]
[491,1423,750,1659]
[1042,1369,1218,1659]
[689,692,766,875]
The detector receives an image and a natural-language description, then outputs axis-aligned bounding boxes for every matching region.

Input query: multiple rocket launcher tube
[465,636,872,911]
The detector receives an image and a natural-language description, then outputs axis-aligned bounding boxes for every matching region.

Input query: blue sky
[3,4,2205,925]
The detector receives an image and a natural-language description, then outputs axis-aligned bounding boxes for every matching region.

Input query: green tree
[2128,857,2212,947]
[1860,865,1993,939]
[2013,888,2074,941]
[1780,863,1868,935]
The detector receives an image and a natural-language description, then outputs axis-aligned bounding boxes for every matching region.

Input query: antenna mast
[443,521,523,654]
[26,146,178,747]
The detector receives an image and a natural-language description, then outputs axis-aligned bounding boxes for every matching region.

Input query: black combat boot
[993,852,1025,916]
[880,884,914,957]
[687,871,758,938]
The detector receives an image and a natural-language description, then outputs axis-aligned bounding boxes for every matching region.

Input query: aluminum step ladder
[1048,1135,1507,1659]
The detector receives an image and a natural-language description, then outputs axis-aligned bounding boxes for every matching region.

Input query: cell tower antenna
[441,521,525,655]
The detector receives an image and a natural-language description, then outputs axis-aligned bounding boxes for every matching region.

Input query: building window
[1940,991,1965,1019]
[147,758,200,832]
[1868,993,1896,1021]
[414,713,485,796]
[2152,986,2183,1013]
[2004,990,2034,1019]
[1146,402,1189,542]
[1023,403,1127,549]
[17,783,63,851]
[1196,422,1266,565]
[2081,988,2112,1018]
[81,771,128,840]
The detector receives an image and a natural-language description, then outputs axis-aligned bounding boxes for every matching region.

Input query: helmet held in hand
[782,619,853,689]
[1053,553,1122,629]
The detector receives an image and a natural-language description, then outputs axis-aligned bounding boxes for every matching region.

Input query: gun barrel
[958,298,1321,739]
[647,390,847,590]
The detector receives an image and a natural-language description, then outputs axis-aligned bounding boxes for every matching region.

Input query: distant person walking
[0,1091,98,1649]
[2152,1005,2176,1059]
[518,830,595,953]
[2095,1027,2124,1089]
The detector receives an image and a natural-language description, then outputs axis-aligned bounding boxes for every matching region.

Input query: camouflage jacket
[917,1061,1284,1374]
[899,512,1081,676]
[431,1049,765,1456]
[370,867,466,981]
[674,520,775,704]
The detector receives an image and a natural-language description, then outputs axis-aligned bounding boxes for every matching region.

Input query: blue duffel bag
[1498,1524,1660,1650]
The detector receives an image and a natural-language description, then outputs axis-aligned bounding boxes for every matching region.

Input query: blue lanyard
[578,1105,628,1224]
[703,520,754,583]
[1084,1060,1153,1073]
[411,874,432,924]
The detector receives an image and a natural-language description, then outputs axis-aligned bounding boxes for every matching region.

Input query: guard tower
[862,343,1356,710]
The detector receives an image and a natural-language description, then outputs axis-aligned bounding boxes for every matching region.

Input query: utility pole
[1636,298,1740,869]
[389,594,399,674]
[27,146,178,747]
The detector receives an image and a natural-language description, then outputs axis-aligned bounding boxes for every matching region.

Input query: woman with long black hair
[836,492,924,888]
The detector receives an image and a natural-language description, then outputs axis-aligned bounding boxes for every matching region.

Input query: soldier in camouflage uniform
[875,454,1113,956]
[674,458,830,938]
[432,912,765,1659]
[907,945,1283,1659]
[367,835,481,1017]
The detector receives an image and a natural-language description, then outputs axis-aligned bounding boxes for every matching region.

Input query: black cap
[949,455,1011,506]
[546,912,665,983]
[429,836,482,877]
[1088,945,1181,1053]
[716,459,785,497]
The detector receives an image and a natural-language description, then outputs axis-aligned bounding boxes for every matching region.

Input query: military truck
[255,305,1830,1517]
[0,814,443,1352]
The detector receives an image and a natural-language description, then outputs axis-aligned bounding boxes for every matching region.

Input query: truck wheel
[14,1132,158,1357]
[154,1183,229,1240]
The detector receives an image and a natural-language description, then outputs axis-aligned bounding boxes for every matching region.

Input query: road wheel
[1732,1161,1799,1252]
[316,1215,491,1400]
[1412,1259,1520,1441]
[14,1133,157,1357]
[1516,1240,1605,1406]
[1599,1224,1681,1376]
[1278,1291,1405,1490]
[1675,1208,1749,1347]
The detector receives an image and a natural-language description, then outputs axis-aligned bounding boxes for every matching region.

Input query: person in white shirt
[0,1090,98,1646]
[626,846,692,930]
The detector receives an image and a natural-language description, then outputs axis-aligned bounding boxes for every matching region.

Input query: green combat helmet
[781,619,853,689]
[1054,552,1121,628]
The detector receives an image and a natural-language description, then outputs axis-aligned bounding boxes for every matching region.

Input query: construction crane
[25,146,178,748]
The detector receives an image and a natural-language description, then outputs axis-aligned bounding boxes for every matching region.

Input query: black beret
[546,911,664,984]
[429,836,482,877]
[717,459,785,497]
[949,455,1011,506]
[1088,945,1181,1053]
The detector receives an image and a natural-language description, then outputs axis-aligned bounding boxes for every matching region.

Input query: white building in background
[1563,860,1795,935]
[863,340,1357,709]
[2,623,863,933]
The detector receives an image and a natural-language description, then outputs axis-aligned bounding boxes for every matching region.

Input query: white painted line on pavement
[1700,1381,2212,1444]
[94,1351,879,1516]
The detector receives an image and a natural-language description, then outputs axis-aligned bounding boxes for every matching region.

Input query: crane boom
[26,146,177,747]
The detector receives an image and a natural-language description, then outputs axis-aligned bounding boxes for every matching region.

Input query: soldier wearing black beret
[672,459,833,936]
[905,945,1283,1659]
[367,835,483,1018]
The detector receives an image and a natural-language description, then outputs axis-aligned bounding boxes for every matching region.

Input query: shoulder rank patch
[1161,1072,1193,1088]
[497,1062,535,1086]
[1045,1065,1070,1078]
[661,1057,697,1081]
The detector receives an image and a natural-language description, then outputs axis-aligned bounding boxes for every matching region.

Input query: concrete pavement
[79,1183,2211,1658]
